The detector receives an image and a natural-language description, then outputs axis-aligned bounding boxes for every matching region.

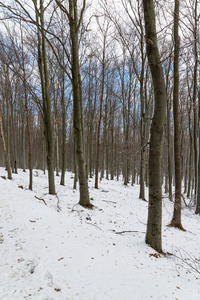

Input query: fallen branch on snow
[85,222,102,231]
[71,204,84,213]
[35,196,47,206]
[172,248,200,276]
[102,200,117,204]
[55,193,62,211]
[112,229,145,234]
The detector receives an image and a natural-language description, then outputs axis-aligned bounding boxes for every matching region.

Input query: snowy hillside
[0,168,200,300]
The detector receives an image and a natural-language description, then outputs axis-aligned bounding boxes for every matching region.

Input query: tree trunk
[139,32,146,199]
[124,66,132,186]
[0,104,12,180]
[55,123,59,176]
[21,23,32,190]
[68,0,91,207]
[33,0,55,194]
[95,49,105,187]
[22,119,26,172]
[193,0,198,199]
[60,76,66,186]
[143,0,166,252]
[169,0,184,230]
[195,68,200,214]
[165,54,173,201]
[41,1,55,195]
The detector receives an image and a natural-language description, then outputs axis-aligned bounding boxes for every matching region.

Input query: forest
[0,1,200,299]
[0,0,199,253]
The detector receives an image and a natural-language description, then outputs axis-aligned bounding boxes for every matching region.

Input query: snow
[0,168,200,300]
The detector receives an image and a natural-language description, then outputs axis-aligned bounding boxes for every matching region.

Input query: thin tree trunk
[169,0,184,230]
[165,54,173,201]
[60,79,66,186]
[0,104,12,179]
[22,118,26,172]
[95,37,106,189]
[110,103,115,180]
[33,0,55,193]
[101,91,108,179]
[73,138,78,189]
[55,124,59,176]
[193,0,198,199]
[195,66,200,214]
[34,0,55,194]
[139,33,146,199]
[21,24,32,190]
[5,65,12,178]
[124,67,132,186]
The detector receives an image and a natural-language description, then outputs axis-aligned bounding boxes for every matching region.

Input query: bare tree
[0,104,12,179]
[143,0,166,252]
[56,0,91,207]
[94,17,109,189]
[169,0,184,230]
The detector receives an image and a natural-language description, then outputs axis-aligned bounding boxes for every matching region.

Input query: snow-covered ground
[0,167,199,300]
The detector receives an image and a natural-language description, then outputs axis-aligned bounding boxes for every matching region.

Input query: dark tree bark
[139,27,146,200]
[195,70,200,214]
[33,0,55,195]
[191,0,200,215]
[56,0,91,207]
[20,23,32,190]
[0,104,12,180]
[169,0,184,230]
[5,65,12,180]
[165,54,173,201]
[143,0,166,252]
[193,0,198,198]
[60,76,66,186]
[95,33,106,189]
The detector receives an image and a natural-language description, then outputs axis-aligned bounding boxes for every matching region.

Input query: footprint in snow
[15,242,23,251]
[44,271,53,287]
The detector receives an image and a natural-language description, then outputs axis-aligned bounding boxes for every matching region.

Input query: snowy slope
[0,168,199,300]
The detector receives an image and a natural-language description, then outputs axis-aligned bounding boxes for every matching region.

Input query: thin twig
[85,222,102,231]
[133,141,149,157]
[172,247,200,275]
[70,204,85,214]
[71,203,79,212]
[55,193,62,211]
[173,253,200,275]
[35,195,47,205]
[102,200,117,204]
[112,229,145,234]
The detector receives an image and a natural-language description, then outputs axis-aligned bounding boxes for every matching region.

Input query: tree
[192,0,198,199]
[168,0,184,230]
[143,0,166,252]
[33,0,56,195]
[164,50,173,201]
[94,17,109,189]
[56,0,91,207]
[20,23,33,190]
[196,104,200,214]
[0,104,12,179]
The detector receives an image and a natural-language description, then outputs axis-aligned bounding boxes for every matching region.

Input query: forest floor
[0,168,200,300]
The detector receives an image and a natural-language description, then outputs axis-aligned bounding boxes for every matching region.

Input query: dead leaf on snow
[58,257,64,261]
[149,253,161,258]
